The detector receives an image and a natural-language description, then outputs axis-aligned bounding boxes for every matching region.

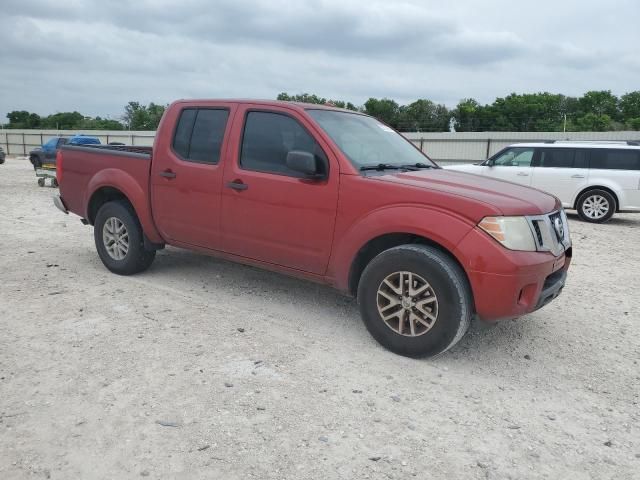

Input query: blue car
[30,135,100,168]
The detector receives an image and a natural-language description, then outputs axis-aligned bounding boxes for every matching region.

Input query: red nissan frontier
[53,99,572,357]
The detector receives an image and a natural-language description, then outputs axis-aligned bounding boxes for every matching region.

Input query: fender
[572,180,623,209]
[85,168,164,243]
[327,203,475,292]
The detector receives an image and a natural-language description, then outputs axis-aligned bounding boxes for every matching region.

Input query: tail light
[56,150,63,184]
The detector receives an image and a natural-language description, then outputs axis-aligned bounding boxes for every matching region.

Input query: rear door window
[590,149,640,170]
[172,108,229,164]
[538,149,575,168]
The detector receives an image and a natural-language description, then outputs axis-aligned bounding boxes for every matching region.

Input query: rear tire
[357,245,472,358]
[576,189,615,223]
[94,200,155,275]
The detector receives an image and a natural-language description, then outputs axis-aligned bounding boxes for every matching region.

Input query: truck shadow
[148,246,360,320]
[144,247,537,361]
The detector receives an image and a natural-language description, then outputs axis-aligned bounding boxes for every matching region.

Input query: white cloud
[1,0,639,120]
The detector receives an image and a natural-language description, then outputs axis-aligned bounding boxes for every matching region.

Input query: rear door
[219,105,339,274]
[530,148,588,207]
[150,104,235,248]
[483,147,534,185]
[588,149,640,209]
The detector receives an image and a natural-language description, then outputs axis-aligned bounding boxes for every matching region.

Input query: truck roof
[171,98,361,114]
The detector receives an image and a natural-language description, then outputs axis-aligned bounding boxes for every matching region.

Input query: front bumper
[532,268,567,311]
[53,194,68,214]
[454,227,571,322]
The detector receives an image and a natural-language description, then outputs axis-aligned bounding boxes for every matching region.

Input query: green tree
[123,102,166,130]
[628,118,640,130]
[452,98,482,132]
[6,111,41,128]
[620,91,640,128]
[574,113,613,131]
[578,90,619,120]
[276,92,327,104]
[41,111,85,129]
[80,116,124,130]
[363,98,400,127]
[398,99,450,132]
[276,92,358,111]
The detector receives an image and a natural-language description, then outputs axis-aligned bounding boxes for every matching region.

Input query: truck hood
[370,169,559,216]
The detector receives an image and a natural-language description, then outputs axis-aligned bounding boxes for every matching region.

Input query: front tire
[357,245,472,358]
[94,200,155,275]
[576,189,615,223]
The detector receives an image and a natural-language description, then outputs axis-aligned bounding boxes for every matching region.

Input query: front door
[150,104,235,248]
[220,106,339,274]
[484,147,535,186]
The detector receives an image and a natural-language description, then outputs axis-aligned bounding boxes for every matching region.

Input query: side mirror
[286,150,326,179]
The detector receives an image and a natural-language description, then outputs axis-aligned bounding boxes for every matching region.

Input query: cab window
[172,108,229,164]
[240,111,327,177]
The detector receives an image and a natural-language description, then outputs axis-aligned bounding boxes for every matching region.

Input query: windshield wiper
[400,162,435,169]
[359,163,420,172]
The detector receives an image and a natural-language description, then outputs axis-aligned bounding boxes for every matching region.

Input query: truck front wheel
[357,245,472,358]
[94,201,155,275]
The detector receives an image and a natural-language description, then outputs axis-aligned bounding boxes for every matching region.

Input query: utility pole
[563,114,567,133]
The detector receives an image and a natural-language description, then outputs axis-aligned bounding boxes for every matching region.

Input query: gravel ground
[1,157,639,479]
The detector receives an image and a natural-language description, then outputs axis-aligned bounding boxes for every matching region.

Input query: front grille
[526,210,570,256]
[532,221,544,245]
[548,211,563,242]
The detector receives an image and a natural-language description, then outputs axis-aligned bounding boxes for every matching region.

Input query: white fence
[403,131,640,165]
[2,129,639,164]
[0,129,155,156]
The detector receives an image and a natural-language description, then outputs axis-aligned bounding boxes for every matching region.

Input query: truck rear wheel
[94,200,155,275]
[357,245,472,358]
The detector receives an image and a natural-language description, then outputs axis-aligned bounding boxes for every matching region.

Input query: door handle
[226,180,248,191]
[516,172,529,176]
[571,174,585,179]
[159,170,177,179]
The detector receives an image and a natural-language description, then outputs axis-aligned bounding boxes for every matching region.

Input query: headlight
[478,216,536,251]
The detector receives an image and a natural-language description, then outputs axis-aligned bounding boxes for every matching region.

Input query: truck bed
[65,144,153,156]
[58,143,154,227]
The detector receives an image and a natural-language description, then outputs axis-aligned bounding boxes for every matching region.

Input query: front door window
[492,148,535,167]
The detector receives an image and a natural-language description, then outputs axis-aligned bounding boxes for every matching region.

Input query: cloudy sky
[1,0,639,120]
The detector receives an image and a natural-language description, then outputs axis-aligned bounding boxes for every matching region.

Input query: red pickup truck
[54,99,572,357]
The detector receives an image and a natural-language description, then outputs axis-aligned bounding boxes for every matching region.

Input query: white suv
[445,141,640,223]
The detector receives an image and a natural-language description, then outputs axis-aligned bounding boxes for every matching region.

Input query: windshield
[307,109,438,169]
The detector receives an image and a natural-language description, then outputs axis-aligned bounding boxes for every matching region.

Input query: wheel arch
[87,186,133,225]
[574,185,619,212]
[347,232,472,301]
[85,169,164,244]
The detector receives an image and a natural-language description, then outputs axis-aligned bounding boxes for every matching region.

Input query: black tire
[94,200,155,275]
[37,178,45,187]
[51,178,59,188]
[576,189,615,223]
[357,245,472,358]
[30,154,42,169]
